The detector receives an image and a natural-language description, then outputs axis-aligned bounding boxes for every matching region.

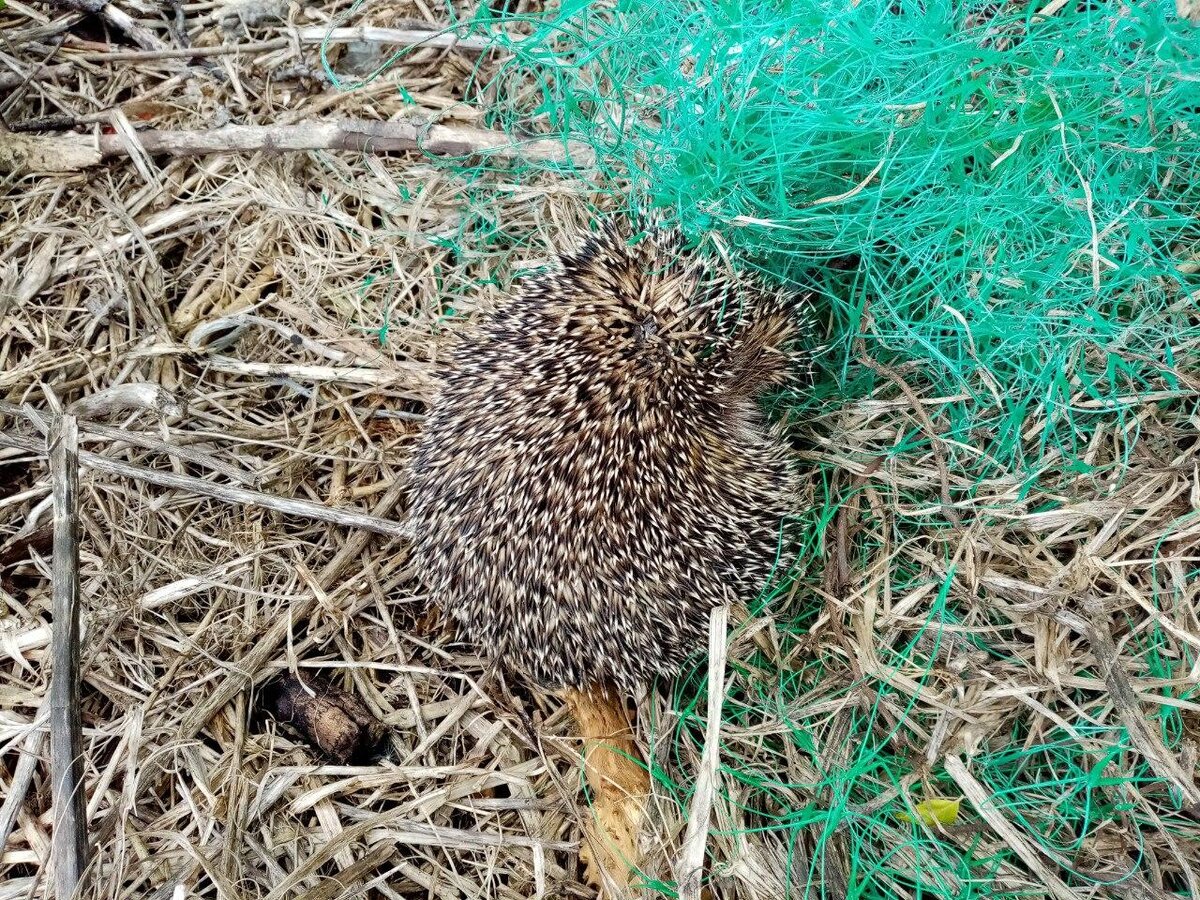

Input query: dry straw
[1,0,1199,898]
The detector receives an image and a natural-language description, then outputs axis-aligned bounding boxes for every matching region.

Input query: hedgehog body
[407,224,809,694]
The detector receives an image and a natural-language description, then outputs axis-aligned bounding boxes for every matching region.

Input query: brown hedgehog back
[408,222,810,695]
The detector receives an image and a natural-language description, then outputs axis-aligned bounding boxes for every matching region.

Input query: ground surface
[2,2,1200,899]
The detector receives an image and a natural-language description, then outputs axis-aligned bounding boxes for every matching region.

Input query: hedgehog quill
[407,221,812,892]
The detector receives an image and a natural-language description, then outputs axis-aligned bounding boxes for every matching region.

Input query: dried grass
[2,1,1199,899]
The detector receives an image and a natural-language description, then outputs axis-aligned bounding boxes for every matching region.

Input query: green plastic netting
[324,0,1200,475]
[324,1,1199,896]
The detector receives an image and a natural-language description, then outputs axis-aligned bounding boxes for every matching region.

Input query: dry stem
[676,605,729,899]
[1,119,592,175]
[48,413,88,898]
[0,430,411,539]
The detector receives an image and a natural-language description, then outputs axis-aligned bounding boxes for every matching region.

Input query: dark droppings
[260,673,387,764]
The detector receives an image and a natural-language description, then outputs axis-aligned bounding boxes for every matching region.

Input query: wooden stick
[561,685,649,896]
[0,63,75,91]
[294,26,503,53]
[676,605,729,899]
[49,413,89,899]
[0,119,593,175]
[202,355,424,388]
[63,38,291,64]
[95,120,587,162]
[64,383,183,420]
[0,430,411,540]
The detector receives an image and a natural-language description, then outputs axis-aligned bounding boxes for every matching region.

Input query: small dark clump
[261,673,387,764]
[408,221,814,694]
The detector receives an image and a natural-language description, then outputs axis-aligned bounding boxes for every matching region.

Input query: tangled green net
[413,0,1200,480]
[328,1,1199,896]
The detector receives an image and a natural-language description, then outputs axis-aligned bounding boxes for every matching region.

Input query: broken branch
[0,119,593,175]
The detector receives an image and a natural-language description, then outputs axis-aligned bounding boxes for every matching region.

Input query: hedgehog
[406,220,811,888]
[408,222,810,691]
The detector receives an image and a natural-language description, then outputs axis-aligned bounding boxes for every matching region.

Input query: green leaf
[897,796,962,827]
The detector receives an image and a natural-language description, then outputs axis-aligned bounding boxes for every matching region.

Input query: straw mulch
[2,2,1199,899]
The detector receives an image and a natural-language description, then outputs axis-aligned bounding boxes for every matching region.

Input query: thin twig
[49,413,89,899]
[81,423,260,487]
[0,399,258,487]
[0,430,411,539]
